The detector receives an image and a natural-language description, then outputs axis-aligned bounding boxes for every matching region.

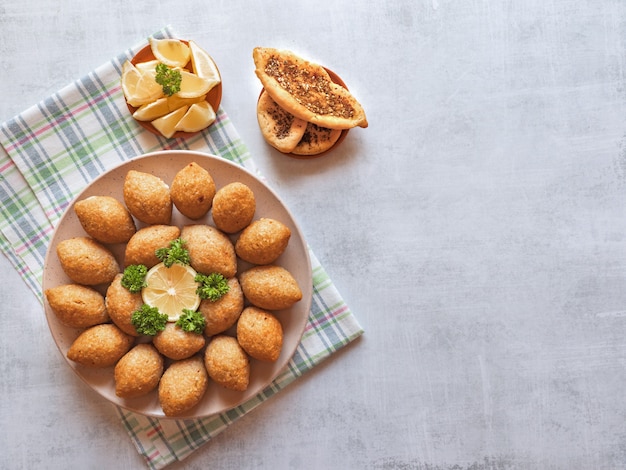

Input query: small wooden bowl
[126,40,222,139]
[258,67,350,159]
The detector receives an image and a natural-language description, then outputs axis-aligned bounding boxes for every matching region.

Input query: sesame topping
[267,100,296,139]
[264,56,355,119]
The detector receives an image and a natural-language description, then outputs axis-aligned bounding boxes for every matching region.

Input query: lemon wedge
[121,60,164,107]
[142,262,201,321]
[189,40,221,91]
[176,70,212,98]
[149,38,191,68]
[174,101,216,132]
[133,97,170,121]
[167,94,207,112]
[151,105,189,138]
[135,59,160,73]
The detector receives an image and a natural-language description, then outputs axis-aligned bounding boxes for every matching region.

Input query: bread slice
[253,47,368,130]
[256,91,307,153]
[292,123,342,156]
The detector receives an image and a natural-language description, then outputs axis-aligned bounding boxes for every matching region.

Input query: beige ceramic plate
[127,40,223,139]
[42,150,312,419]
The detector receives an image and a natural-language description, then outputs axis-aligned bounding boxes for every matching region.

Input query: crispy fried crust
[115,344,164,398]
[253,47,367,130]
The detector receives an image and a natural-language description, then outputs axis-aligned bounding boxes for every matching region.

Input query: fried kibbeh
[105,274,143,336]
[239,265,302,310]
[67,323,134,368]
[170,162,216,219]
[114,343,164,398]
[123,170,172,225]
[45,284,109,329]
[74,195,136,244]
[153,323,206,360]
[211,182,256,233]
[56,237,120,286]
[237,306,283,362]
[158,356,208,417]
[204,335,250,391]
[181,224,237,278]
[199,277,244,336]
[235,217,291,265]
[124,225,181,268]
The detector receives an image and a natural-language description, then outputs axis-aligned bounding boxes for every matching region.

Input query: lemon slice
[135,59,160,73]
[133,97,170,121]
[151,105,189,138]
[121,60,164,107]
[142,262,201,321]
[175,101,216,132]
[167,94,206,112]
[189,40,221,91]
[149,38,191,68]
[176,70,212,98]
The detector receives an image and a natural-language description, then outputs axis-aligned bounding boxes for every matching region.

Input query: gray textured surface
[2,1,626,469]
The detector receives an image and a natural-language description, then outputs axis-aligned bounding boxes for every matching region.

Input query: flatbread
[256,91,307,153]
[291,123,342,156]
[253,47,368,130]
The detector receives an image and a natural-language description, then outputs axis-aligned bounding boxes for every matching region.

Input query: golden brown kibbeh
[66,324,134,368]
[123,170,172,225]
[199,277,244,336]
[211,182,256,233]
[204,335,250,391]
[124,225,181,268]
[170,162,216,219]
[239,265,302,310]
[181,224,237,278]
[105,273,143,336]
[74,195,136,244]
[114,343,164,398]
[235,217,291,265]
[158,356,208,417]
[56,237,120,285]
[44,284,109,329]
[237,306,283,362]
[152,323,206,360]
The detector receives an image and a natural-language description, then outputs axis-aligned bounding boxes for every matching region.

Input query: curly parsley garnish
[155,238,190,267]
[130,304,168,336]
[120,264,148,293]
[195,272,230,302]
[176,309,206,335]
[155,63,181,96]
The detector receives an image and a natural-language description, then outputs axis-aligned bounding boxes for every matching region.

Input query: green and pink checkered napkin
[0,27,363,469]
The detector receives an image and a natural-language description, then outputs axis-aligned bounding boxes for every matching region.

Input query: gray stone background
[2,1,626,469]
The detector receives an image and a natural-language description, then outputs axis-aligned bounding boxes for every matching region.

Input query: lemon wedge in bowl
[176,70,213,98]
[132,97,170,121]
[149,37,191,68]
[121,61,164,107]
[189,40,221,91]
[142,262,201,322]
[151,106,189,139]
[175,101,216,133]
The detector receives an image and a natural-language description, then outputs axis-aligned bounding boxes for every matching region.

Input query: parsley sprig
[195,272,230,302]
[155,238,190,267]
[176,309,206,335]
[155,63,181,96]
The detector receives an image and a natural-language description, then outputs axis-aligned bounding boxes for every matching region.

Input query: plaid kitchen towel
[0,27,363,469]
